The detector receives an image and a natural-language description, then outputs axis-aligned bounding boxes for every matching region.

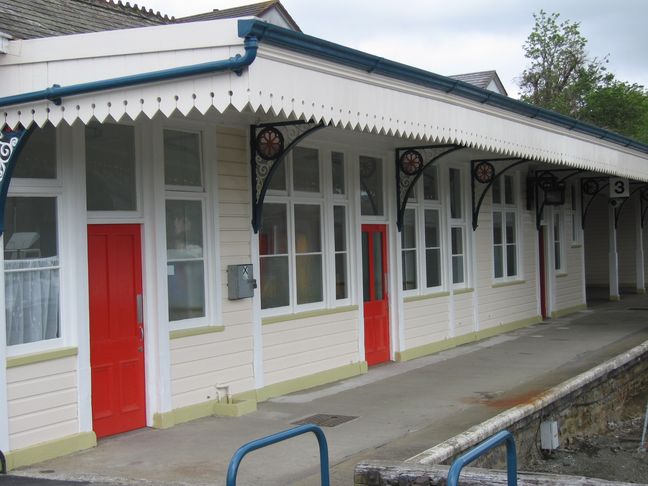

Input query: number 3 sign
[609,177,629,198]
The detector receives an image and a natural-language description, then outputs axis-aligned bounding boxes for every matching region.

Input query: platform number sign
[609,177,629,198]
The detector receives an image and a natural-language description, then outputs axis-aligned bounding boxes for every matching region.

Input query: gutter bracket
[395,144,463,232]
[470,158,531,231]
[250,120,326,233]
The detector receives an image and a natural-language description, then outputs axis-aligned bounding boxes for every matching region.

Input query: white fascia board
[0,18,242,66]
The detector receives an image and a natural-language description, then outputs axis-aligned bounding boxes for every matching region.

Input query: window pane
[86,123,136,211]
[493,212,502,245]
[506,245,517,277]
[4,197,60,345]
[452,256,464,284]
[402,250,417,290]
[554,242,561,270]
[494,246,503,278]
[261,256,289,309]
[505,212,516,244]
[423,166,438,200]
[166,200,203,260]
[260,203,288,255]
[293,147,320,193]
[504,175,514,205]
[13,123,56,179]
[294,205,321,253]
[492,178,501,205]
[333,206,347,251]
[332,152,345,195]
[424,210,440,247]
[164,130,202,187]
[425,249,441,287]
[335,253,348,300]
[402,209,416,249]
[451,227,463,255]
[168,261,205,321]
[296,254,323,304]
[360,156,383,216]
[268,162,286,192]
[449,168,462,219]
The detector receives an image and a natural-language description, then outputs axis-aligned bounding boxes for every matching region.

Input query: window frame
[260,144,353,317]
[4,124,66,356]
[553,208,566,274]
[569,181,583,246]
[447,166,470,289]
[491,172,522,282]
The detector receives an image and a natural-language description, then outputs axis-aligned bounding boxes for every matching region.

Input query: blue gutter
[238,19,648,155]
[0,37,258,108]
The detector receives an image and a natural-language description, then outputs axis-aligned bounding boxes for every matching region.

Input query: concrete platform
[9,294,648,485]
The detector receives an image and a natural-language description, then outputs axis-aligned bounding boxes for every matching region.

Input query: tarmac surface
[6,293,648,485]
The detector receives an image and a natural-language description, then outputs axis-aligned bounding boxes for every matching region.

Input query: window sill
[571,243,583,248]
[6,346,78,368]
[453,287,474,295]
[404,291,450,303]
[262,305,358,325]
[169,326,225,340]
[492,279,526,289]
[556,272,568,278]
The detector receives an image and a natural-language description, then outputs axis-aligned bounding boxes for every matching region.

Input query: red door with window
[88,224,146,438]
[362,224,390,365]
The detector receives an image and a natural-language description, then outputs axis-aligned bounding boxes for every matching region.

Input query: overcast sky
[143,0,648,98]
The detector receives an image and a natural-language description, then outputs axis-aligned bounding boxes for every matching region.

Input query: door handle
[136,294,143,325]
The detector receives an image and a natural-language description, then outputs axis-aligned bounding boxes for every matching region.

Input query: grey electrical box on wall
[227,264,256,300]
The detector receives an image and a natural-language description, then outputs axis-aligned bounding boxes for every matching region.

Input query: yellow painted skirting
[153,361,368,428]
[551,303,587,318]
[609,295,621,302]
[6,346,78,368]
[169,326,225,340]
[262,305,358,325]
[637,288,647,295]
[404,291,450,303]
[5,432,96,471]
[491,280,526,289]
[396,315,542,362]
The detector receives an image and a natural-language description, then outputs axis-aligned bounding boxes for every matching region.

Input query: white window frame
[4,125,67,356]
[260,144,352,317]
[447,165,470,289]
[569,181,583,246]
[491,172,522,282]
[161,125,216,330]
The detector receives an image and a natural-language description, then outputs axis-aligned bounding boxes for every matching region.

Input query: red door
[362,224,390,365]
[88,224,146,438]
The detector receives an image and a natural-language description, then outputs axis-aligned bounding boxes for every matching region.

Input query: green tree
[519,10,610,117]
[580,82,648,143]
[519,10,648,144]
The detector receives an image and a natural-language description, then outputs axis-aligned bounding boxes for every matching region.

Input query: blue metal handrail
[226,424,330,486]
[447,430,518,486]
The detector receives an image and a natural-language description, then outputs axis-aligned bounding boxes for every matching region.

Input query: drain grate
[291,414,358,428]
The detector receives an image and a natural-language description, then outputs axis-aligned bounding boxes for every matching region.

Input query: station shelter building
[0,0,647,469]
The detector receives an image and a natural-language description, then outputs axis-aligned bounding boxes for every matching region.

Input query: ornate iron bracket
[395,144,463,231]
[471,158,530,231]
[533,169,583,230]
[580,177,609,230]
[612,182,648,229]
[0,126,34,236]
[250,120,326,233]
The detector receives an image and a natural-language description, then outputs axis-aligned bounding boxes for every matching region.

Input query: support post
[636,196,646,293]
[608,204,620,300]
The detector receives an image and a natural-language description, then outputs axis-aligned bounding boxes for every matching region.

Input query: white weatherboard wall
[402,295,451,351]
[7,356,78,450]
[475,190,539,331]
[262,309,360,387]
[554,243,586,312]
[169,127,255,409]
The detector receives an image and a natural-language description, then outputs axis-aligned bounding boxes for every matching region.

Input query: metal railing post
[226,424,329,486]
[447,430,517,486]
